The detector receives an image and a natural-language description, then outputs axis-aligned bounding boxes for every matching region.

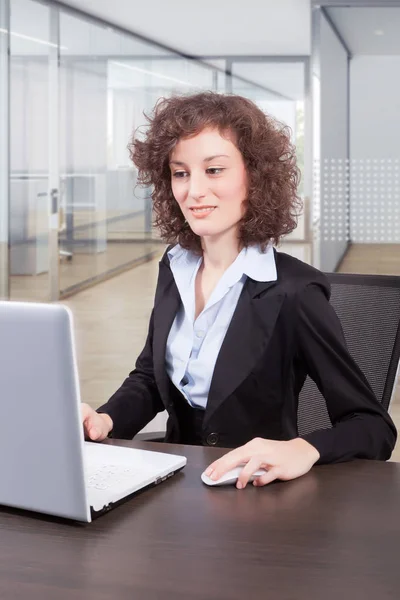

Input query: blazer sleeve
[296,282,397,464]
[96,308,164,439]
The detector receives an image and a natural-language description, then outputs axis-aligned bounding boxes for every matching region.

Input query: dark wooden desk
[1,440,400,600]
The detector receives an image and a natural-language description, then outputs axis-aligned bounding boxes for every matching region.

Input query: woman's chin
[188,221,238,242]
[188,223,219,238]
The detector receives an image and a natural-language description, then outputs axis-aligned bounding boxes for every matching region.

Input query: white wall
[318,12,349,272]
[350,56,400,243]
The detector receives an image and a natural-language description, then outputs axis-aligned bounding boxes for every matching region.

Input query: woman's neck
[201,231,242,273]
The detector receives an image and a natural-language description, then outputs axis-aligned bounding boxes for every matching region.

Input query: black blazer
[98,249,397,464]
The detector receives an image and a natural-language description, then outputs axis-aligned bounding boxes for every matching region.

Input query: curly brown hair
[129,92,302,252]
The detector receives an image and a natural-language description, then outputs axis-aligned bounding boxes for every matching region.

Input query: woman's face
[169,127,248,243]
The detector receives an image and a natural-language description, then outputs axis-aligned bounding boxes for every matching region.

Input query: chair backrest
[297,273,400,436]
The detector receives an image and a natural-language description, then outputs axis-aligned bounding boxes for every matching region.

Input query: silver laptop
[0,301,186,522]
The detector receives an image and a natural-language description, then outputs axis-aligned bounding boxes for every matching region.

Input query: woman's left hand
[204,437,320,489]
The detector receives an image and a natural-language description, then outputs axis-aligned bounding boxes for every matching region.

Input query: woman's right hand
[81,403,113,441]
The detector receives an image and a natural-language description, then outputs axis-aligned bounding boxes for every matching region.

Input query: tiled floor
[63,242,400,459]
[339,243,400,276]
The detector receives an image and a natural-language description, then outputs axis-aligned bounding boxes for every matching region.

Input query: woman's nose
[188,173,207,200]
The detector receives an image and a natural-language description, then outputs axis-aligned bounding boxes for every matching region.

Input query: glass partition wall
[231,58,312,264]
[0,0,9,299]
[8,0,53,301]
[2,0,311,301]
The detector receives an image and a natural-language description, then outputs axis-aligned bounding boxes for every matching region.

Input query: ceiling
[232,62,305,100]
[59,0,311,57]
[327,7,400,55]
[8,0,311,101]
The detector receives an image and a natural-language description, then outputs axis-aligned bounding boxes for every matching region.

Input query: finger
[205,447,252,480]
[253,467,280,487]
[236,456,263,489]
[83,414,99,441]
[82,416,91,438]
[81,404,91,420]
[204,450,240,477]
[88,426,101,441]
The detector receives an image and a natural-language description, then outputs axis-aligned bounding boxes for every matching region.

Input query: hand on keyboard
[81,403,113,442]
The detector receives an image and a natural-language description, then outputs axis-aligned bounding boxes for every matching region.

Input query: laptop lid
[0,301,90,521]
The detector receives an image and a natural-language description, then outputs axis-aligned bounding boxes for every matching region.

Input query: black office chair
[298,273,400,435]
[135,273,400,441]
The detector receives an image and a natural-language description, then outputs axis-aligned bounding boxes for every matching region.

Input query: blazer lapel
[204,278,285,425]
[152,261,181,407]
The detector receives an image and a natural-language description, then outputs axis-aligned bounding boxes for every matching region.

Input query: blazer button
[206,432,219,446]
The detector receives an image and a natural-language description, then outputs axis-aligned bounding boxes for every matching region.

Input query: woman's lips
[189,206,216,218]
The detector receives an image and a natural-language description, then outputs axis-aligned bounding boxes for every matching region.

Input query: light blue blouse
[165,244,277,409]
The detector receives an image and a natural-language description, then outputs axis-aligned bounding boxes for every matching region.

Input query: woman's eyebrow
[169,154,230,166]
[203,154,230,162]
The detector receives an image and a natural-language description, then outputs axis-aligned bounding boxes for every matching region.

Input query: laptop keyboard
[87,464,142,491]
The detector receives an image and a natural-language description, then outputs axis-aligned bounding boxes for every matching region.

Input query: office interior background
[0,0,399,442]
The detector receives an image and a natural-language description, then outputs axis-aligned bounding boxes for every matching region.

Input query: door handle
[50,188,59,214]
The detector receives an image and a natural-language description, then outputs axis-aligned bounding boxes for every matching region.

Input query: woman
[81,92,396,489]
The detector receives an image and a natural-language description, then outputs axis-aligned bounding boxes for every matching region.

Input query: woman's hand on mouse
[81,403,113,441]
[204,437,320,489]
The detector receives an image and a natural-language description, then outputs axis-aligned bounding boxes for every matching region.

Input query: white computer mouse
[201,466,268,486]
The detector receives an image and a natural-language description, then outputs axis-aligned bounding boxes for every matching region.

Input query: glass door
[9,0,60,301]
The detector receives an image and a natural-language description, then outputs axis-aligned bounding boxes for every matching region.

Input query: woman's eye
[172,171,188,178]
[206,167,224,175]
